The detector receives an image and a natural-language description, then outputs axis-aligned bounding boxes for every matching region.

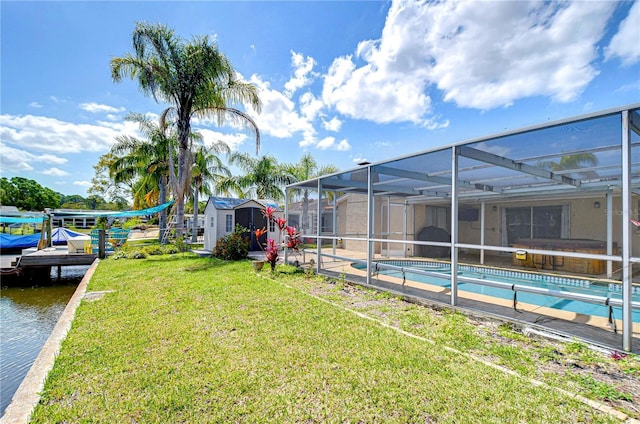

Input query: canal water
[0,265,88,417]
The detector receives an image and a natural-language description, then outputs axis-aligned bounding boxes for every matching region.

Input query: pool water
[354,260,640,323]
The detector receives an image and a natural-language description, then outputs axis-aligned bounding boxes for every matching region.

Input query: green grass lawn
[31,255,637,423]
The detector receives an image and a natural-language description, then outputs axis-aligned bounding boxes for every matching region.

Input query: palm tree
[110,112,176,241]
[188,141,230,242]
[111,22,262,236]
[538,153,598,180]
[286,153,339,233]
[219,152,293,201]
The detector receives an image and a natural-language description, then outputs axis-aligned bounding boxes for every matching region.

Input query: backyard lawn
[31,254,638,423]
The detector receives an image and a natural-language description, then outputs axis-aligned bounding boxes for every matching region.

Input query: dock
[1,246,97,280]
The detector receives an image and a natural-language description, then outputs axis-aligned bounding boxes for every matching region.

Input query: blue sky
[1,0,639,198]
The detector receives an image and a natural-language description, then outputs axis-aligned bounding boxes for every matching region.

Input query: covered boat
[0,228,86,251]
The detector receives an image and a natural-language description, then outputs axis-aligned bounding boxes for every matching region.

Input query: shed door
[235,207,267,251]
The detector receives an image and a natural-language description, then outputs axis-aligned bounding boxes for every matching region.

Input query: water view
[0,266,87,417]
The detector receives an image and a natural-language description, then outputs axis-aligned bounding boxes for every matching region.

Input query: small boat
[0,228,86,252]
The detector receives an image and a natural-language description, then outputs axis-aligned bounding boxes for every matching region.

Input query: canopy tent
[0,201,174,223]
[0,216,46,224]
[50,201,174,218]
[50,227,85,244]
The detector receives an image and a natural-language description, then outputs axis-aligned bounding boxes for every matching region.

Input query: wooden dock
[1,246,97,280]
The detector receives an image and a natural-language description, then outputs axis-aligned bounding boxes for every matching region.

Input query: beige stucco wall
[336,193,640,260]
[338,194,371,252]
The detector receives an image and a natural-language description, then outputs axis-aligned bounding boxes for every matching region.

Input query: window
[269,219,275,233]
[321,213,333,233]
[288,214,300,229]
[210,216,215,228]
[225,214,233,232]
[505,206,563,244]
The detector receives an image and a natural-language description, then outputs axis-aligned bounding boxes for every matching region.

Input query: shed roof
[208,197,282,211]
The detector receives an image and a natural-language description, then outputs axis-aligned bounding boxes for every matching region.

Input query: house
[286,104,640,350]
[286,198,335,235]
[203,197,283,252]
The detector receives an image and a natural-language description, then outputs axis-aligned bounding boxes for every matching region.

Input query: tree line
[0,177,128,212]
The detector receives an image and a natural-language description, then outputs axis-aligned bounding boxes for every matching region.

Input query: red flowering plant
[254,206,301,272]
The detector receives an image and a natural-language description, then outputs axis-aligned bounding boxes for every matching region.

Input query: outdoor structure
[286,104,640,352]
[203,197,283,251]
[287,198,335,237]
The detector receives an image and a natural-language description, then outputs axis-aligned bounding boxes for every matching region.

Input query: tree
[219,152,293,201]
[538,153,598,180]
[0,177,60,211]
[111,22,262,237]
[188,141,230,242]
[89,152,132,203]
[60,194,87,209]
[286,153,339,233]
[109,112,176,241]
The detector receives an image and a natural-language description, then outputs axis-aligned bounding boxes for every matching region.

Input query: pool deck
[299,248,640,353]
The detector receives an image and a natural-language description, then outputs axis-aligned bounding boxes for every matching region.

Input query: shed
[203,197,283,252]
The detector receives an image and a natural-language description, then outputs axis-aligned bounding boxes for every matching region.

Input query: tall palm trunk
[192,186,200,243]
[158,174,167,243]
[175,114,191,237]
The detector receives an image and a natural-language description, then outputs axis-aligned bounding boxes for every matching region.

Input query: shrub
[163,245,179,254]
[123,218,145,230]
[143,245,164,256]
[213,225,249,260]
[111,249,147,260]
[129,251,147,259]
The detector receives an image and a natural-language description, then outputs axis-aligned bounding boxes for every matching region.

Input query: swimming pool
[353,260,640,323]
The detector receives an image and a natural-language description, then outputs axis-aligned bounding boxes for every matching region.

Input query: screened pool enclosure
[285,104,640,352]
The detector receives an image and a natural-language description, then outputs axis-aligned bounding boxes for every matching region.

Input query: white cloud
[316,136,336,150]
[73,180,92,187]
[198,128,248,151]
[323,55,428,124]
[248,75,314,139]
[41,167,70,177]
[0,114,136,154]
[307,136,351,152]
[323,0,616,118]
[336,139,351,151]
[29,102,42,108]
[298,128,319,148]
[284,51,318,97]
[371,141,393,148]
[614,82,640,94]
[299,92,324,121]
[422,1,615,108]
[79,102,125,114]
[605,1,640,66]
[0,142,68,173]
[323,116,343,132]
[352,155,368,164]
[38,154,68,165]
